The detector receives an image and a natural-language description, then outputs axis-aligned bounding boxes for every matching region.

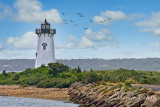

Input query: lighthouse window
[42,43,47,50]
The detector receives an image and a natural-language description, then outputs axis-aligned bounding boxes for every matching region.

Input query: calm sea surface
[0,96,80,107]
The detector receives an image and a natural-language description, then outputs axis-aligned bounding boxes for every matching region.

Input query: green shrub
[125,82,131,87]
[12,74,19,81]
[118,83,123,88]
[84,71,101,84]
[0,63,160,88]
[36,78,72,88]
[140,79,150,84]
[36,79,56,88]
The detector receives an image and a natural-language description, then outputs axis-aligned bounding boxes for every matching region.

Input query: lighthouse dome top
[41,19,50,25]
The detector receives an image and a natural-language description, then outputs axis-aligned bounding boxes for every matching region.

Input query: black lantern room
[41,19,50,33]
[36,19,56,36]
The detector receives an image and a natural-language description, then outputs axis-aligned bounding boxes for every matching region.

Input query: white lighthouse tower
[35,19,56,68]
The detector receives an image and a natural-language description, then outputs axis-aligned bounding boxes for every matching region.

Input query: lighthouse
[35,19,56,68]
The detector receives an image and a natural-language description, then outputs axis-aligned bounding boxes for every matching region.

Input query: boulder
[155,91,160,96]
[140,88,150,94]
[147,91,155,96]
[142,95,160,107]
[124,94,146,107]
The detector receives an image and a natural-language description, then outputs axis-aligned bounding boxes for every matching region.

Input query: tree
[47,63,70,76]
[2,70,8,76]
[77,66,82,73]
[90,68,93,72]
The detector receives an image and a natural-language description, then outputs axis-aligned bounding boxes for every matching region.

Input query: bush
[22,76,42,86]
[36,79,56,88]
[84,71,101,84]
[140,79,150,84]
[55,79,71,88]
[36,78,72,88]
[12,74,19,81]
[125,82,131,87]
[47,63,70,76]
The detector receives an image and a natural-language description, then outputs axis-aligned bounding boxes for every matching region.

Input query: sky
[0,0,160,59]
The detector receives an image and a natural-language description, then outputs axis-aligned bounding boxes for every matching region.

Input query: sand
[0,85,69,101]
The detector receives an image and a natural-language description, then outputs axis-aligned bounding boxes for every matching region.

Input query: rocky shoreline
[1,83,160,106]
[0,85,69,101]
[68,82,160,107]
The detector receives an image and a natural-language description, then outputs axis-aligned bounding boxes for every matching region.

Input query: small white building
[35,19,56,68]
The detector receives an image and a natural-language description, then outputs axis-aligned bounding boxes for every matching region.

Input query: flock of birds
[61,12,112,30]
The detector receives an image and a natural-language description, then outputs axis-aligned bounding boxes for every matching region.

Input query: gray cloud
[135,12,160,36]
[56,28,118,49]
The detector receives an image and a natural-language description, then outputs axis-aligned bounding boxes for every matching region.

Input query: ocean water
[0,96,80,107]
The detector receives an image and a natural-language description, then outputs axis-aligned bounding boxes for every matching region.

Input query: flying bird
[103,19,108,21]
[77,13,81,15]
[74,24,77,26]
[70,20,74,22]
[107,18,112,20]
[80,15,84,17]
[77,13,82,15]
[84,28,88,30]
[61,12,66,15]
[63,19,67,21]
[100,21,103,23]
[77,12,84,17]
[65,22,68,24]
[90,20,93,22]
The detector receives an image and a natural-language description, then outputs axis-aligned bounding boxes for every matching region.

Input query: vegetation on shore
[0,63,160,88]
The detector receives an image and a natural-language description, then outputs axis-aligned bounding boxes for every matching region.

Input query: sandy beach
[0,85,69,101]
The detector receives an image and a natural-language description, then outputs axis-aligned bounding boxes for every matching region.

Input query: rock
[155,91,160,96]
[147,91,155,96]
[114,88,121,92]
[104,91,113,96]
[140,88,150,94]
[68,83,160,107]
[143,95,160,107]
[130,99,145,107]
[124,94,146,107]
[141,104,146,107]
[108,91,120,100]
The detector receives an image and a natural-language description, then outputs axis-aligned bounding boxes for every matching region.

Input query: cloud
[6,32,37,49]
[127,13,146,21]
[0,0,63,24]
[135,12,160,36]
[135,12,160,28]
[12,0,63,24]
[0,49,35,59]
[93,11,127,26]
[85,29,110,41]
[0,2,12,20]
[68,35,78,42]
[154,43,160,51]
[114,51,137,55]
[56,28,117,49]
[77,37,94,48]
[139,28,160,36]
[6,29,114,50]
